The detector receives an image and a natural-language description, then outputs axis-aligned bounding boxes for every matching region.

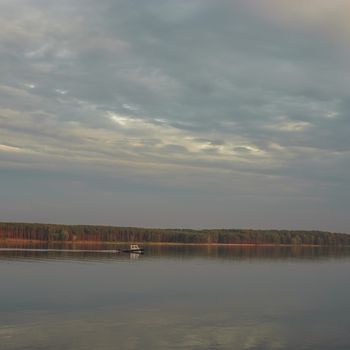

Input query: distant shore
[1,238,347,248]
[1,222,349,246]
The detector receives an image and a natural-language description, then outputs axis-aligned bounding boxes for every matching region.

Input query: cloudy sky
[1,0,349,231]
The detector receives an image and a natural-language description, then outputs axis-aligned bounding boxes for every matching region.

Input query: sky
[0,0,349,232]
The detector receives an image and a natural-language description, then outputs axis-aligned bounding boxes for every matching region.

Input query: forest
[0,222,350,246]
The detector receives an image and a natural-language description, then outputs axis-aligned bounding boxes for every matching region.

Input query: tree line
[0,222,350,246]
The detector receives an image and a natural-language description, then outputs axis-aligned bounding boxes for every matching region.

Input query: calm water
[1,244,350,350]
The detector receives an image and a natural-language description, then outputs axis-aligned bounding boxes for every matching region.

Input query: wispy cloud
[265,117,312,132]
[0,144,21,153]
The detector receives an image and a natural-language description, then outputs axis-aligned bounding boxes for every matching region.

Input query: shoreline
[0,238,347,248]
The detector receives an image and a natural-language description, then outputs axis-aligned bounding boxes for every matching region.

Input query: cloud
[0,0,349,229]
[265,117,312,132]
[0,144,21,153]
[248,0,350,42]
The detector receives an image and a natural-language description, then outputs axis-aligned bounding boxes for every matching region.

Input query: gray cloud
[0,0,349,230]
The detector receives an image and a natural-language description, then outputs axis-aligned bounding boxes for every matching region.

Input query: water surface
[1,244,350,350]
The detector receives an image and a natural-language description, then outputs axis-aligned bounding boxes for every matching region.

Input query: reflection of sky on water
[0,313,288,350]
[1,248,350,349]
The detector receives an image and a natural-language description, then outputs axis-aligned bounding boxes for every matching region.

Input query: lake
[1,244,350,350]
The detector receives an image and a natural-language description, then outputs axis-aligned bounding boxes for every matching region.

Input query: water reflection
[1,243,350,350]
[0,242,350,262]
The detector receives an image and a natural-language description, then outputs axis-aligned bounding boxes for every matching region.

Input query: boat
[121,244,144,254]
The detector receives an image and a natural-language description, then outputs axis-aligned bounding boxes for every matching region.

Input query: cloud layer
[1,1,349,230]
